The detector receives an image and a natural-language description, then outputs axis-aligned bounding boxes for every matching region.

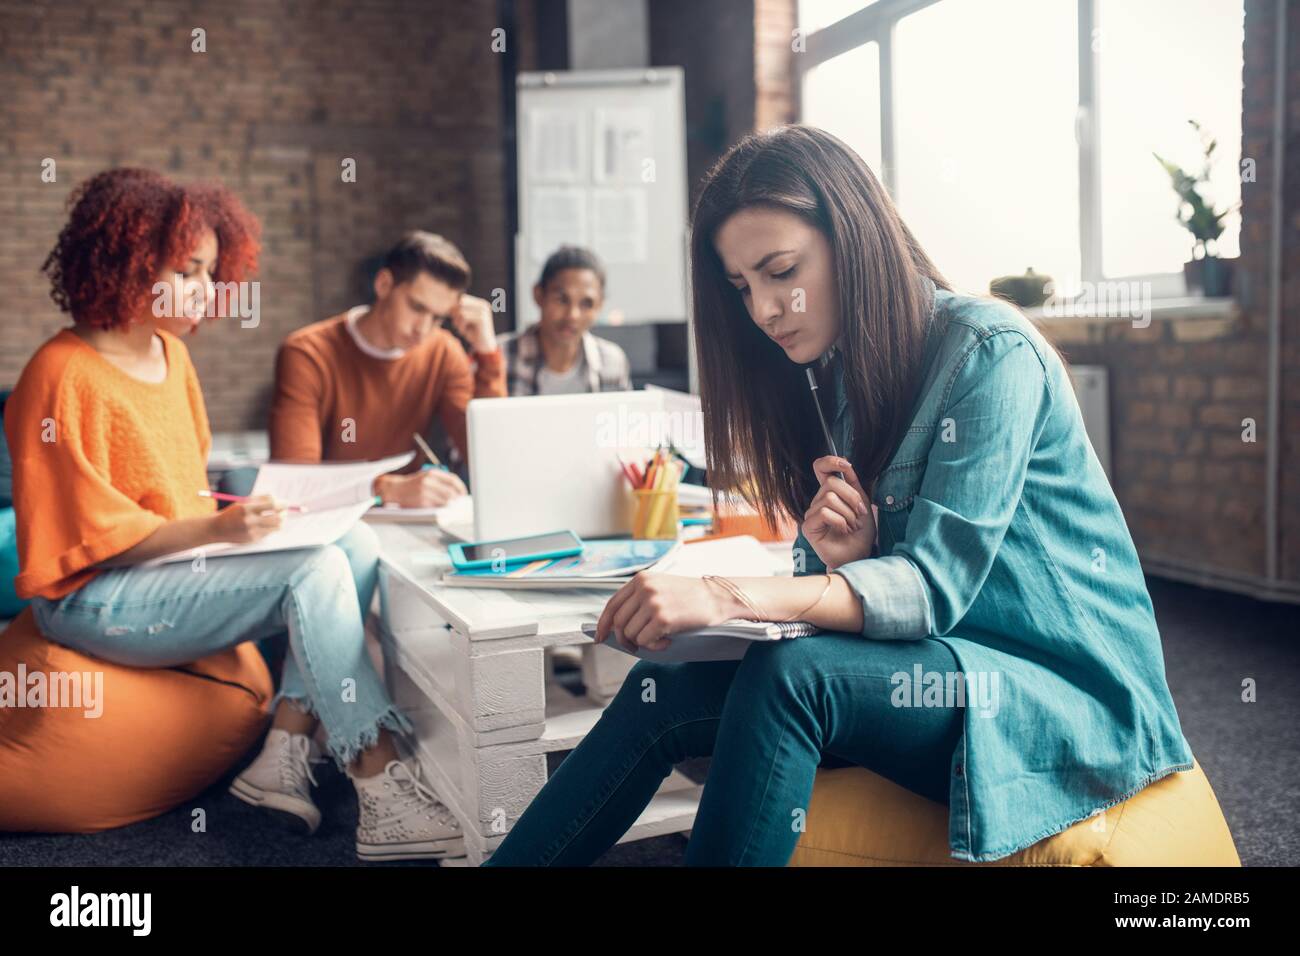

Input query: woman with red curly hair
[4,168,461,861]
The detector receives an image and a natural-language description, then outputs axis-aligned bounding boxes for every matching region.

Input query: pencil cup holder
[632,489,679,540]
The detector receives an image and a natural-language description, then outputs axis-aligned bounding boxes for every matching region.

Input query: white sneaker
[229,728,322,835]
[352,759,465,862]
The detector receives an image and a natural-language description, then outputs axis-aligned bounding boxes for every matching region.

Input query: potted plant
[989,267,1053,308]
[1154,120,1237,297]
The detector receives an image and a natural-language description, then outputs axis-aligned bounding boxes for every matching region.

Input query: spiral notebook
[580,619,818,663]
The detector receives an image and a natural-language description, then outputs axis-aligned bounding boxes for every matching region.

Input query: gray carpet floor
[1,576,1295,867]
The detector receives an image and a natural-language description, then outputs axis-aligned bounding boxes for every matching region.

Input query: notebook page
[143,498,376,566]
[251,452,414,511]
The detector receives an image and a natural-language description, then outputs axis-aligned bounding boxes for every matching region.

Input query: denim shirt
[792,282,1194,862]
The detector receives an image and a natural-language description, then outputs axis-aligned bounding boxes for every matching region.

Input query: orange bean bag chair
[0,607,272,832]
[790,758,1240,866]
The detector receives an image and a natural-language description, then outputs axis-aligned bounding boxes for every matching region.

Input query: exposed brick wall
[754,0,796,130]
[1041,312,1270,581]
[0,0,519,431]
[1270,0,1300,586]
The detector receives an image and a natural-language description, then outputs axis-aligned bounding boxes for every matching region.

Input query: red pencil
[614,455,638,489]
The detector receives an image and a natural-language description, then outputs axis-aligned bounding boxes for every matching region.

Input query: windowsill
[1023,296,1239,322]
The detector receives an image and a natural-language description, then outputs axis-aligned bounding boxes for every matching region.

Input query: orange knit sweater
[268,310,505,465]
[5,329,215,600]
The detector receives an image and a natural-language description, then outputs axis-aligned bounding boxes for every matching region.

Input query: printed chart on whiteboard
[516,69,688,327]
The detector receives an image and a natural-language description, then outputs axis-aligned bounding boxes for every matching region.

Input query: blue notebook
[441,539,680,590]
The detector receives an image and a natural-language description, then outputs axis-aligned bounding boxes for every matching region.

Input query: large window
[1095,0,1243,280]
[798,0,1245,300]
[893,0,1080,296]
[802,41,883,175]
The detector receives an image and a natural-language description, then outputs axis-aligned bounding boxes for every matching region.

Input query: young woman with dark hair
[485,125,1192,866]
[6,168,461,861]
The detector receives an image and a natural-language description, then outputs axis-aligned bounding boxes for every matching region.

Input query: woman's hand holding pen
[594,573,737,653]
[210,495,286,544]
[802,456,876,570]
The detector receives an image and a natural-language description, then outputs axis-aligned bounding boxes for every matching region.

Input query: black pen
[805,367,845,481]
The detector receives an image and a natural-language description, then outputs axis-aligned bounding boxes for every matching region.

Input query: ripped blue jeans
[29,522,410,768]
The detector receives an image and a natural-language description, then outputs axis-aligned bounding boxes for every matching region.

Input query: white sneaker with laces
[229,728,322,835]
[352,759,465,862]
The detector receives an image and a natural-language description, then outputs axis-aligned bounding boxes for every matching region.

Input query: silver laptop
[467,390,673,541]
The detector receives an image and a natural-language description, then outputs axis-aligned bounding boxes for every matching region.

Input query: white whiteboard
[515,68,688,328]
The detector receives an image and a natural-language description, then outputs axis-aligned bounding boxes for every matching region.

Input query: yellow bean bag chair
[791,759,1240,866]
[0,607,272,833]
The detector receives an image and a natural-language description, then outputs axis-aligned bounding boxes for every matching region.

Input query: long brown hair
[691,125,950,527]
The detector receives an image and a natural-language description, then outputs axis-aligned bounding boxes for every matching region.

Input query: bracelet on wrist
[784,573,834,622]
[702,575,764,620]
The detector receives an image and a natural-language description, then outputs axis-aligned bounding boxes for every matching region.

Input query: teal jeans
[484,633,964,866]
[30,522,411,769]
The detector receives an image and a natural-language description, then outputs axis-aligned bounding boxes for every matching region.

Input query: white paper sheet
[365,492,473,527]
[529,109,587,183]
[530,186,589,262]
[591,187,648,264]
[593,107,653,184]
[251,453,413,512]
[653,535,783,578]
[145,453,414,566]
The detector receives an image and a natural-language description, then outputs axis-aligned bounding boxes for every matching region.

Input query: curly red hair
[42,168,262,330]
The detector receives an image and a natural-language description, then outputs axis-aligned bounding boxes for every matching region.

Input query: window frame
[795,0,1239,299]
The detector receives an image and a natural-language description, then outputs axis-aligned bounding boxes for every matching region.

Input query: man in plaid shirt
[500,246,632,396]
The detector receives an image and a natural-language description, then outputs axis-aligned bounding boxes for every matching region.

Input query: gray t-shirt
[535,355,590,395]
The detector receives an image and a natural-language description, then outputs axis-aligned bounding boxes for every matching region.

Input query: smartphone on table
[448,530,584,571]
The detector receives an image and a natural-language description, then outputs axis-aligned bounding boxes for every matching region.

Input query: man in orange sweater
[269,232,505,507]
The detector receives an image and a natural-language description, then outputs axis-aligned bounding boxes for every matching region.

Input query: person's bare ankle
[271,700,317,736]
[349,755,386,779]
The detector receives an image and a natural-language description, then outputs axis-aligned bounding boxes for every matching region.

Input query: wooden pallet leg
[581,641,637,703]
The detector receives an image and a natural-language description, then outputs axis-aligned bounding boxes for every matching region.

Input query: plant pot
[1183,256,1234,298]
[989,268,1053,307]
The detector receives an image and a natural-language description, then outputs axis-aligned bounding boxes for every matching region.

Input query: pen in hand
[412,432,450,472]
[198,490,308,514]
[806,367,845,481]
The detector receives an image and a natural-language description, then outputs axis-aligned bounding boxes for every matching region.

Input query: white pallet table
[368,519,787,866]
[375,522,649,727]
[580,642,638,703]
[386,640,701,864]
[379,599,690,858]
[371,520,689,865]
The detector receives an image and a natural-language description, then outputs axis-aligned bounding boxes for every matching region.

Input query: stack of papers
[366,493,473,536]
[146,453,413,565]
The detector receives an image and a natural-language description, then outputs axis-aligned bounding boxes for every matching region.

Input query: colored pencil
[412,432,450,471]
[198,490,307,513]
